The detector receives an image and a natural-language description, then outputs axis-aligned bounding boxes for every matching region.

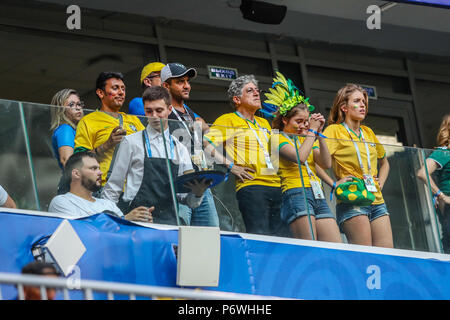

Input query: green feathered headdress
[262,71,314,117]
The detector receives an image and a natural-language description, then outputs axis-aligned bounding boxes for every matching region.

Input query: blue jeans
[336,202,389,231]
[281,187,335,225]
[178,189,219,227]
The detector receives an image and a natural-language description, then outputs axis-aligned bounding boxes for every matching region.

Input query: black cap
[161,63,197,82]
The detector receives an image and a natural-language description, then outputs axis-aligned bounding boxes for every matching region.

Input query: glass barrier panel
[313,135,442,253]
[19,102,94,212]
[166,117,244,231]
[1,97,447,254]
[199,119,291,237]
[0,100,180,226]
[0,99,41,211]
[420,147,448,254]
[280,131,329,242]
[107,114,180,226]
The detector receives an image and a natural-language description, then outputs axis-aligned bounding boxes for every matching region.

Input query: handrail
[0,272,287,300]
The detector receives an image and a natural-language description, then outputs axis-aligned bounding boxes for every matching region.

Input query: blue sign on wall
[358,84,378,100]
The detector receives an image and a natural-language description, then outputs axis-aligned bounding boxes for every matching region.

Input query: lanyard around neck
[143,129,174,160]
[342,122,371,173]
[234,111,270,142]
[234,111,273,169]
[282,133,316,180]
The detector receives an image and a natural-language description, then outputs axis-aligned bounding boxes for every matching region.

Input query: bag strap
[106,114,123,181]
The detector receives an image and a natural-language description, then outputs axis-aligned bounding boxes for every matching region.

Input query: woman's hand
[310,113,326,133]
[308,113,322,132]
[336,176,355,187]
[373,176,384,190]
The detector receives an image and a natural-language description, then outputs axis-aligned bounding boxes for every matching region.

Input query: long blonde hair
[327,84,368,125]
[49,89,80,131]
[437,113,450,148]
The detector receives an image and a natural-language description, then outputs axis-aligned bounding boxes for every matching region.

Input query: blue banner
[1,210,450,300]
[392,0,450,8]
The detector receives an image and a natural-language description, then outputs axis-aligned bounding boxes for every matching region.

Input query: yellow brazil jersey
[322,123,386,205]
[74,110,145,185]
[204,112,280,192]
[274,133,320,193]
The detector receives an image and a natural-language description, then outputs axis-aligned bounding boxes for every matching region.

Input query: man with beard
[161,63,219,227]
[74,72,145,188]
[48,151,153,222]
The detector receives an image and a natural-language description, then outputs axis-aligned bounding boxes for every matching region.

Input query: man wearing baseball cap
[162,62,219,227]
[128,61,165,116]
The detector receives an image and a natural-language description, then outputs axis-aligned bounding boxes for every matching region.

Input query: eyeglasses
[147,74,161,79]
[66,101,85,108]
[245,87,263,95]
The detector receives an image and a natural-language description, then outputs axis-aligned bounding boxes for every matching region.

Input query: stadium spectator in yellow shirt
[74,72,145,188]
[204,75,289,237]
[323,84,392,248]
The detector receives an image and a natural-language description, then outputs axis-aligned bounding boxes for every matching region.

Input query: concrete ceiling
[36,0,450,57]
[0,0,448,108]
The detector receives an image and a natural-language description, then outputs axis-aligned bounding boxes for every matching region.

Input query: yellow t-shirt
[204,112,280,192]
[74,111,145,185]
[275,133,320,193]
[322,123,386,205]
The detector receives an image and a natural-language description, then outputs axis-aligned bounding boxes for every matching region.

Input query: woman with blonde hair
[322,84,392,247]
[50,89,84,169]
[417,113,450,253]
[50,89,84,194]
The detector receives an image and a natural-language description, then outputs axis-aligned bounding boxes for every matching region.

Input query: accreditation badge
[363,174,378,193]
[310,180,325,200]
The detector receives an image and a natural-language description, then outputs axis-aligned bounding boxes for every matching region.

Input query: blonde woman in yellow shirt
[322,84,392,248]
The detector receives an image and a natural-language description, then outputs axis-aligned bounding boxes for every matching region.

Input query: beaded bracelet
[308,129,328,139]
[433,190,442,206]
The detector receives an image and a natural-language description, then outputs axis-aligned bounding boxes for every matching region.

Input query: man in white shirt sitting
[0,184,16,208]
[102,86,211,226]
[49,151,153,222]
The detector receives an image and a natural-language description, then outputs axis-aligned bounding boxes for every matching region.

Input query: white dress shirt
[102,125,204,208]
[0,185,8,206]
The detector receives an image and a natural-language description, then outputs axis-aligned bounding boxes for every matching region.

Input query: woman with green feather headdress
[265,72,342,242]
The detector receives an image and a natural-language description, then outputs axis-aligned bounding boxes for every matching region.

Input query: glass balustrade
[0,98,446,254]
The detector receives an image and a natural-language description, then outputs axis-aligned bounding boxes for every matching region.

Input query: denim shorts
[336,202,389,229]
[281,187,335,225]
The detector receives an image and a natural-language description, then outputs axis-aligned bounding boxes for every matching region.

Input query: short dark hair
[142,86,171,107]
[22,261,60,276]
[95,71,124,92]
[64,151,98,184]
